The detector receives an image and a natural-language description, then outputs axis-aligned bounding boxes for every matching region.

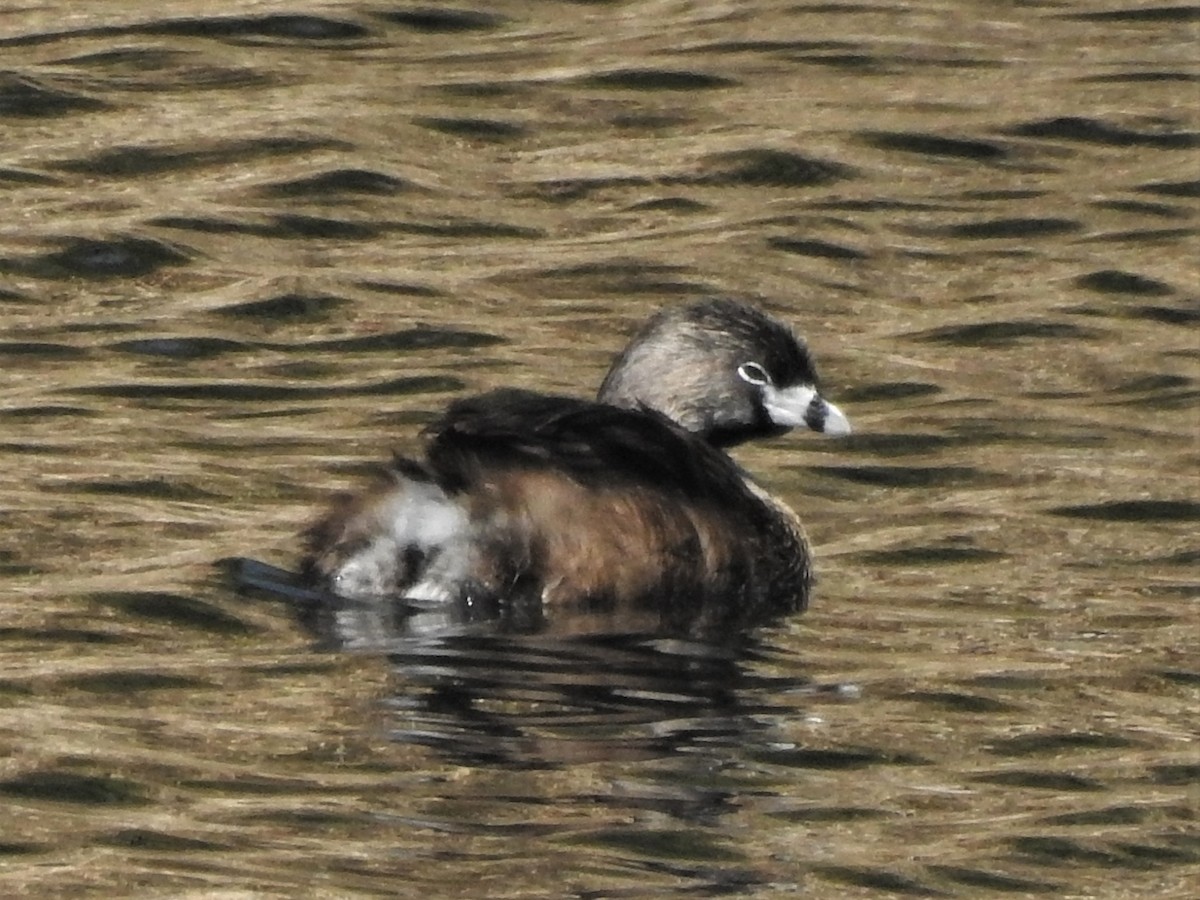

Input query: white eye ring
[737,362,771,386]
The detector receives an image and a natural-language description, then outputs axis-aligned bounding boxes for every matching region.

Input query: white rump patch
[331,479,471,602]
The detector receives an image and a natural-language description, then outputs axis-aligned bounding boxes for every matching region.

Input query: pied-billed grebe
[302,298,850,635]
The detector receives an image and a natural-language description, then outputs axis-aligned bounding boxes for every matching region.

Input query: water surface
[1,1,1196,897]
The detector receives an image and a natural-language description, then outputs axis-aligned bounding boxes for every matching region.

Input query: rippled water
[2,1,1197,897]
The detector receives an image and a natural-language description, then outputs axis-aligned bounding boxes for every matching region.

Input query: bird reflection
[228,557,814,768]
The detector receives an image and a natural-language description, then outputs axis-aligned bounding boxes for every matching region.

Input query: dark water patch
[148,215,287,237]
[392,218,543,239]
[894,690,1016,713]
[58,671,212,693]
[530,256,691,282]
[961,189,1049,201]
[259,168,412,197]
[376,7,508,32]
[567,827,742,862]
[751,746,928,769]
[0,73,107,117]
[0,676,34,695]
[768,805,889,823]
[840,433,958,458]
[1065,7,1200,23]
[305,328,504,353]
[96,829,230,852]
[143,14,371,42]
[517,175,653,202]
[612,112,695,131]
[50,136,350,178]
[809,465,989,488]
[1151,549,1200,567]
[579,69,736,91]
[0,841,45,856]
[628,197,710,213]
[860,130,1008,162]
[767,236,867,260]
[502,259,710,297]
[89,591,261,635]
[1129,304,1200,325]
[56,46,273,93]
[107,66,271,94]
[0,561,43,577]
[1105,383,1197,409]
[1137,179,1200,198]
[974,771,1104,792]
[811,865,940,896]
[0,627,122,645]
[1126,583,1198,600]
[0,442,60,456]
[58,477,215,501]
[967,673,1053,691]
[414,116,527,141]
[988,731,1135,757]
[53,321,138,336]
[693,149,855,187]
[160,212,500,242]
[1082,71,1200,84]
[911,320,1099,346]
[1009,835,1167,870]
[841,381,943,403]
[792,50,1003,74]
[62,49,271,91]
[1007,116,1199,150]
[934,217,1081,239]
[0,771,150,806]
[111,337,248,359]
[179,775,331,796]
[0,341,87,359]
[1113,374,1191,393]
[355,280,443,297]
[1041,804,1178,827]
[928,866,1058,893]
[1048,500,1200,523]
[58,46,191,70]
[435,80,528,98]
[246,659,345,679]
[0,167,60,186]
[856,546,1009,566]
[1152,764,1200,785]
[234,808,373,829]
[214,292,349,321]
[1113,841,1200,865]
[71,374,464,403]
[5,236,191,279]
[1091,198,1190,217]
[795,53,885,73]
[1075,270,1173,296]
[1081,226,1197,245]
[1163,832,1200,852]
[268,214,381,240]
[1006,836,1115,868]
[677,39,855,55]
[814,197,947,213]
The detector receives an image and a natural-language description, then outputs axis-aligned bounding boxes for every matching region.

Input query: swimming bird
[301,298,850,638]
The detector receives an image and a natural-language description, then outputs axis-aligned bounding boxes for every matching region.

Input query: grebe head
[598,298,850,447]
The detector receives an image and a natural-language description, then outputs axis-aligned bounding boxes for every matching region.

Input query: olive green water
[1,2,1197,897]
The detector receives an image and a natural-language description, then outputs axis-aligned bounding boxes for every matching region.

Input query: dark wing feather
[423,388,751,501]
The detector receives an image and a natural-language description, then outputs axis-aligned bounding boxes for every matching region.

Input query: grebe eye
[737,362,771,386]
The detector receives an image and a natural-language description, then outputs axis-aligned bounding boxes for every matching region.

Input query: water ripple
[0,72,106,116]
